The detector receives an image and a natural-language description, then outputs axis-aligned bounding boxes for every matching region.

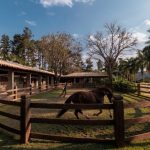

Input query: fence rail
[30,132,114,143]
[0,84,53,100]
[30,103,113,109]
[0,110,20,120]
[0,123,20,135]
[137,83,150,96]
[31,118,114,125]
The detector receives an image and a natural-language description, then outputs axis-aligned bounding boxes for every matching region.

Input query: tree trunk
[107,66,113,89]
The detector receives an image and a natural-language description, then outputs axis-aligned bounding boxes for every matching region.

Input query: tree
[66,46,84,73]
[88,22,137,87]
[142,29,150,72]
[135,51,147,81]
[0,34,11,60]
[145,29,150,45]
[40,33,74,83]
[11,34,25,64]
[97,59,103,71]
[34,40,47,69]
[85,57,93,71]
[11,27,36,66]
[142,46,150,72]
[22,27,36,66]
[40,33,84,83]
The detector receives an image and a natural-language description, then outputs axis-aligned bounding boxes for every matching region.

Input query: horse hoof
[93,113,97,116]
[85,115,90,119]
[110,115,112,118]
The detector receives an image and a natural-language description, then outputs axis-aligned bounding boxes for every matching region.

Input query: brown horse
[56,87,113,119]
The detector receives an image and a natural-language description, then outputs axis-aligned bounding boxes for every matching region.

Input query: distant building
[62,72,108,87]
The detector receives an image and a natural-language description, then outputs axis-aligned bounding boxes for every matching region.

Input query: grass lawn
[0,88,150,150]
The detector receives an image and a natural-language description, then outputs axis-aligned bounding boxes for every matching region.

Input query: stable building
[0,60,54,93]
[62,72,108,88]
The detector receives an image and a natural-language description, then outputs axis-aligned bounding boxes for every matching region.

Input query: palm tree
[135,51,147,81]
[143,46,150,72]
[118,58,139,82]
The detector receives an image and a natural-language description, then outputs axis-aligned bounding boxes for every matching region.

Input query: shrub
[112,79,136,93]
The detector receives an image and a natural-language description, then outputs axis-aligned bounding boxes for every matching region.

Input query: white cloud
[25,20,37,26]
[132,32,147,43]
[39,0,95,7]
[144,19,150,26]
[40,0,73,7]
[75,0,95,4]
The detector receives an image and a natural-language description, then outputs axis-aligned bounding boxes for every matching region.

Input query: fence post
[20,95,31,144]
[14,85,17,100]
[113,95,124,147]
[137,83,140,96]
[29,84,32,95]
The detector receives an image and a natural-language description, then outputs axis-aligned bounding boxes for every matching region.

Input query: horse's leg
[93,109,102,116]
[74,109,90,119]
[109,109,112,118]
[74,109,79,119]
[78,109,90,119]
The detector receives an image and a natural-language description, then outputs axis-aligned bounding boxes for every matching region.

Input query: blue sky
[0,0,150,58]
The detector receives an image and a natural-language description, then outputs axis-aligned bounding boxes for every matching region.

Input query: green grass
[31,89,62,101]
[0,88,150,150]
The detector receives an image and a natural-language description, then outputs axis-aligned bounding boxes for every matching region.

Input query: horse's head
[100,87,114,103]
[95,86,114,103]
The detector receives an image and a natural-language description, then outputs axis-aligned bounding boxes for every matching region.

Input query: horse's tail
[56,96,72,118]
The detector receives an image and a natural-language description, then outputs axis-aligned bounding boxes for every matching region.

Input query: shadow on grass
[125,105,150,138]
[0,129,115,150]
[0,129,19,149]
[0,127,150,150]
[128,93,150,101]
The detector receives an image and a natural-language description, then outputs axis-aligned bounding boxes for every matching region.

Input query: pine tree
[0,34,10,60]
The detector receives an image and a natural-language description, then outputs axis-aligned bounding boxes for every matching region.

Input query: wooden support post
[137,83,140,96]
[30,84,32,95]
[20,95,31,144]
[38,75,42,92]
[8,70,14,95]
[50,77,54,87]
[14,85,17,100]
[113,95,124,147]
[46,76,49,90]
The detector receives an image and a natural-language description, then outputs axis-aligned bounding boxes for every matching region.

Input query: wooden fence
[1,82,150,101]
[0,84,53,100]
[0,95,150,147]
[124,101,150,142]
[137,83,150,96]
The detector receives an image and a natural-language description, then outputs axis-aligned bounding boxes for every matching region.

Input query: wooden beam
[8,70,14,92]
[31,118,114,126]
[30,103,113,109]
[0,123,20,135]
[0,99,20,106]
[30,132,114,143]
[0,110,20,120]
